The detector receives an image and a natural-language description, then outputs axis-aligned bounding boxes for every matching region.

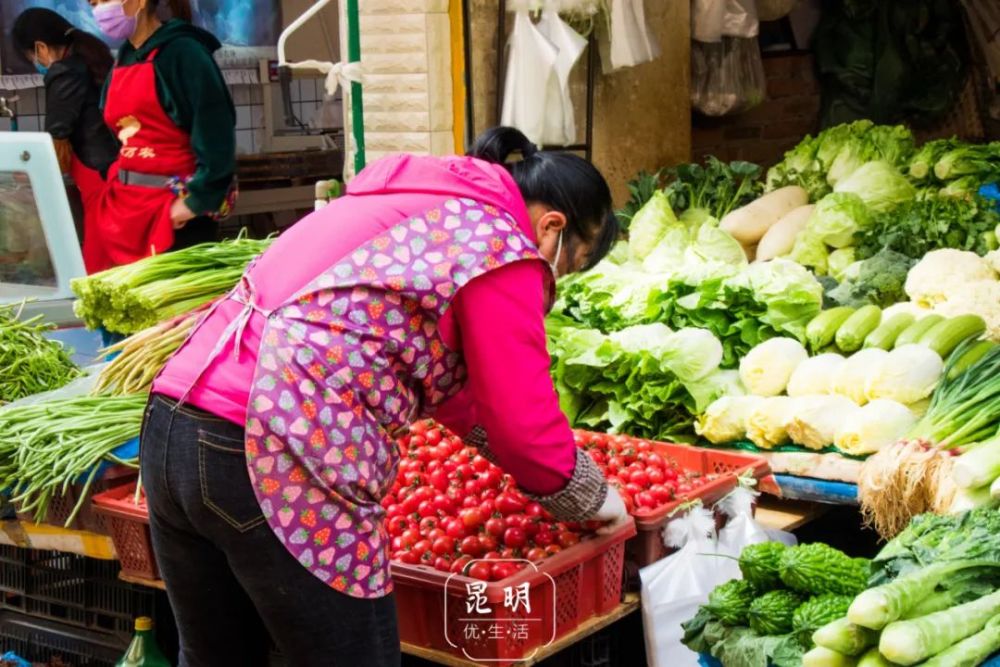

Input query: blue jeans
[141,394,401,667]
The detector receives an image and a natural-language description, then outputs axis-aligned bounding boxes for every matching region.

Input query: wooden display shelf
[400,593,640,667]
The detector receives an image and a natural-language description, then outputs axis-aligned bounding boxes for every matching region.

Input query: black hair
[468,126,618,271]
[12,8,113,88]
[147,0,193,22]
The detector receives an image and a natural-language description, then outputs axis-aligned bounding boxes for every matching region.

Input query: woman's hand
[592,485,631,535]
[53,139,73,175]
[169,198,196,229]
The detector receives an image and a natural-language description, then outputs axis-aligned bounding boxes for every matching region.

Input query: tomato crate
[14,466,138,535]
[391,521,635,666]
[574,434,774,568]
[631,443,773,567]
[91,481,159,581]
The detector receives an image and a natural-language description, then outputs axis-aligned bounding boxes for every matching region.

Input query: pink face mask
[93,1,138,41]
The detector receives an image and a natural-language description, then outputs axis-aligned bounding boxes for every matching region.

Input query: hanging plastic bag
[691,36,766,116]
[723,0,760,38]
[500,8,559,146]
[717,483,798,556]
[535,8,588,146]
[640,505,739,667]
[607,0,660,71]
[692,0,726,43]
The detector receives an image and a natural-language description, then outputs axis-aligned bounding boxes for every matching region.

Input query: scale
[0,132,86,325]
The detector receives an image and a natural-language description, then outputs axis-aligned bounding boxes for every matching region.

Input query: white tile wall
[2,80,335,157]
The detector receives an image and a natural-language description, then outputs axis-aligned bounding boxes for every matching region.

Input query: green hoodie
[103,20,236,217]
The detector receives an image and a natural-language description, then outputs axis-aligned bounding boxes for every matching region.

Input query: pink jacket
[153,154,576,494]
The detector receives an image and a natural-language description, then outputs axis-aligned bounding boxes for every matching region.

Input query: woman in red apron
[11,9,118,253]
[86,0,236,273]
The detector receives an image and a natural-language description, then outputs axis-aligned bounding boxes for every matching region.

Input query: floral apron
[177,198,547,598]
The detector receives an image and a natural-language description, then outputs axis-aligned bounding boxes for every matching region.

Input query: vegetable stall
[1,120,999,666]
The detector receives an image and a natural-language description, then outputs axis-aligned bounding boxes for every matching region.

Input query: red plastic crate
[617,440,775,567]
[15,467,137,535]
[90,482,158,581]
[392,521,635,666]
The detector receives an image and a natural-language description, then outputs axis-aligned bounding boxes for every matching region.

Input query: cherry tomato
[451,555,473,574]
[647,467,665,485]
[629,470,650,488]
[387,515,409,536]
[491,562,517,580]
[635,491,657,509]
[484,517,506,538]
[460,536,484,557]
[503,527,527,548]
[467,561,492,581]
[557,531,580,548]
[525,547,547,561]
[460,508,485,529]
[544,544,562,556]
[495,492,526,516]
[471,455,490,473]
[479,535,499,553]
[533,529,555,547]
[400,529,420,550]
[483,551,502,560]
[418,516,439,533]
[396,550,419,565]
[444,518,467,539]
[432,536,455,556]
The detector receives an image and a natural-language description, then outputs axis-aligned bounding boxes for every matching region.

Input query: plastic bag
[640,505,733,667]
[641,488,796,667]
[691,36,766,116]
[500,9,559,145]
[717,485,797,556]
[607,0,660,70]
[692,0,760,43]
[535,9,587,146]
[722,0,760,38]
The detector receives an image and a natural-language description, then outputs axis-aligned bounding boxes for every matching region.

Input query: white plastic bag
[691,36,766,116]
[500,9,559,145]
[692,0,726,43]
[641,487,796,667]
[535,9,587,146]
[717,485,798,556]
[640,505,731,667]
[607,0,660,70]
[723,0,760,38]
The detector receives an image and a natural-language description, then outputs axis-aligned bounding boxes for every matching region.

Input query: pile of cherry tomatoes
[574,431,714,514]
[385,423,715,580]
[385,421,592,581]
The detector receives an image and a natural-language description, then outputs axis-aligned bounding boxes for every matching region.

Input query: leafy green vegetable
[615,170,663,230]
[808,193,873,248]
[627,191,678,261]
[854,195,1000,261]
[662,157,764,220]
[828,250,915,308]
[833,161,916,213]
[909,138,963,181]
[934,142,1000,182]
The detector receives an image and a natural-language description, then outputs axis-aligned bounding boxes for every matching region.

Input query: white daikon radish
[720,186,810,245]
[756,204,816,261]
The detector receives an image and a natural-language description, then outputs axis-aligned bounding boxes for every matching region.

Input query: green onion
[72,231,272,334]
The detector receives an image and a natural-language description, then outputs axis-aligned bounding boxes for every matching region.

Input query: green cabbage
[809,193,872,249]
[833,161,916,213]
[628,190,678,261]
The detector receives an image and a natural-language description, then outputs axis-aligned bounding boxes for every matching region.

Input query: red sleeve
[442,260,576,496]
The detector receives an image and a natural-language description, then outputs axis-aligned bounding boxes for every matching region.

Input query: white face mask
[549,231,564,280]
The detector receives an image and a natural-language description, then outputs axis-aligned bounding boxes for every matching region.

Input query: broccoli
[828,249,915,308]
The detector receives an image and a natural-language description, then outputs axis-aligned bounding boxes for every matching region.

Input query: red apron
[69,156,105,272]
[87,47,197,273]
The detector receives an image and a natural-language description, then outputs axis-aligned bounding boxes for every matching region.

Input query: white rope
[283,60,364,98]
